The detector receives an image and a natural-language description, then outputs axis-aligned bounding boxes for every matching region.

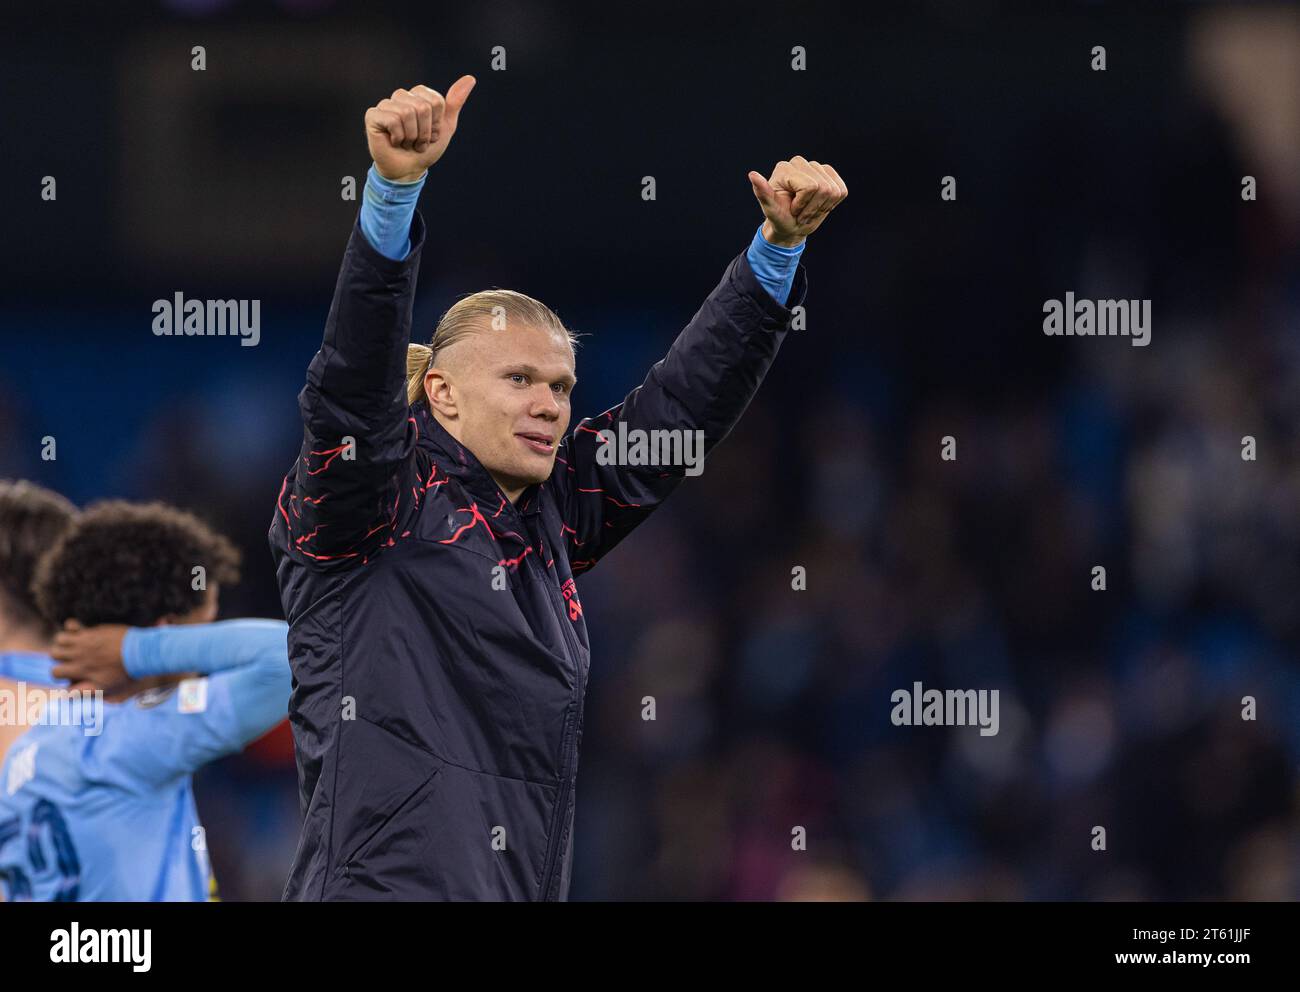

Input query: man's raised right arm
[277,78,476,565]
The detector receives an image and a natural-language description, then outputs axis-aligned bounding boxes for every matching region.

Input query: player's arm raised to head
[284,79,476,565]
[81,620,292,790]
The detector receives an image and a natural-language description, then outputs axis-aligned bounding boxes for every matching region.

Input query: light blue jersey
[0,619,290,901]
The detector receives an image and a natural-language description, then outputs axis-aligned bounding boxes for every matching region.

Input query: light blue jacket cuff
[746,222,805,307]
[360,163,427,261]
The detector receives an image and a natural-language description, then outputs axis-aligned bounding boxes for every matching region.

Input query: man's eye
[552,383,569,395]
[509,374,528,385]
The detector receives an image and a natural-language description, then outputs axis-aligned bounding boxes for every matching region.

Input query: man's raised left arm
[546,156,847,573]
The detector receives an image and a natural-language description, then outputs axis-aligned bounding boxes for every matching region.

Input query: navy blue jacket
[270,209,807,900]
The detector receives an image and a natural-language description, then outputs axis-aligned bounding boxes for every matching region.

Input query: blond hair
[407,290,581,408]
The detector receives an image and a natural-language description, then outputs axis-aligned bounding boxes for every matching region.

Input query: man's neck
[429,410,526,505]
[0,624,51,656]
[497,481,525,505]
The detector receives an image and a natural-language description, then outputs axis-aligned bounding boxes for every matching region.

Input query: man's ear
[424,367,458,418]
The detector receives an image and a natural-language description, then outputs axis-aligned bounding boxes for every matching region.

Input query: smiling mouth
[516,433,555,454]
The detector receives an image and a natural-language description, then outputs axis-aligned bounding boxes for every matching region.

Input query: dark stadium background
[1,1,1297,900]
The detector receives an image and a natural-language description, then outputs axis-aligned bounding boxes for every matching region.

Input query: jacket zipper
[538,703,577,901]
[515,508,586,901]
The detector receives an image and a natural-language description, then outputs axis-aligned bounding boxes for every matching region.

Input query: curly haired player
[0,498,290,901]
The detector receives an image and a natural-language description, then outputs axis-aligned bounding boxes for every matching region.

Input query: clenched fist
[748,156,848,247]
[366,76,477,183]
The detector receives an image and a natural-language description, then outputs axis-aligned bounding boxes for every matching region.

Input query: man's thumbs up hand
[366,75,477,183]
[749,156,847,246]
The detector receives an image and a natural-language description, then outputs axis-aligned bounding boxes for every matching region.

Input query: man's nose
[531,387,561,418]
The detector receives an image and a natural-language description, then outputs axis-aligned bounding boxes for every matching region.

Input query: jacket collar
[411,403,543,518]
